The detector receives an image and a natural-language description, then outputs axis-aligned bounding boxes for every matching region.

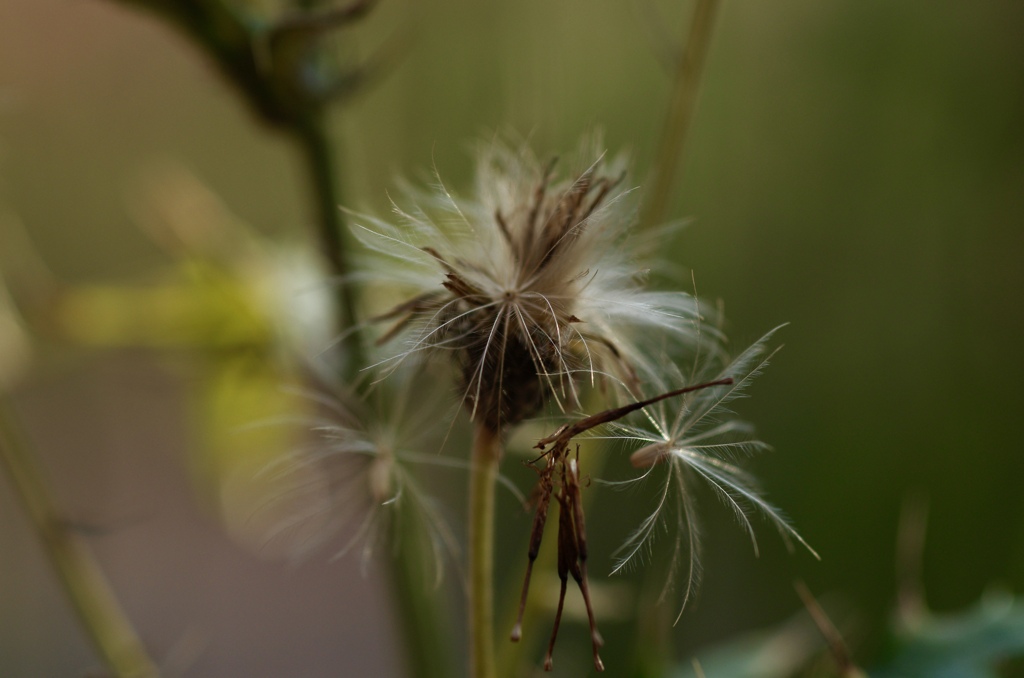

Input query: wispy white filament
[603,327,819,621]
[350,139,715,425]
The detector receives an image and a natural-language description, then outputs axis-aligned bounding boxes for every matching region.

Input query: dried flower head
[347,138,811,673]
[352,140,709,432]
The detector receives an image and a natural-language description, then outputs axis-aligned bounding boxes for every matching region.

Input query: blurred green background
[1,0,1022,676]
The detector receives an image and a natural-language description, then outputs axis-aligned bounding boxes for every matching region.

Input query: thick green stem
[643,0,721,227]
[0,402,159,678]
[469,424,501,678]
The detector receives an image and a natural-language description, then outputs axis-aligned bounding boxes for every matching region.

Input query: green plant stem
[292,116,364,378]
[93,4,438,675]
[631,552,674,678]
[643,0,721,228]
[107,0,365,376]
[0,402,159,678]
[387,498,458,678]
[294,80,456,678]
[469,424,501,678]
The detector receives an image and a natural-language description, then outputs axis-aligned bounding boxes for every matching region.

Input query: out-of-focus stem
[88,3,440,674]
[643,0,721,227]
[104,0,365,377]
[387,498,458,678]
[469,424,501,678]
[0,402,159,678]
[292,116,364,379]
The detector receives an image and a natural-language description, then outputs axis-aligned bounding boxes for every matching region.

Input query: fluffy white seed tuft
[351,139,712,431]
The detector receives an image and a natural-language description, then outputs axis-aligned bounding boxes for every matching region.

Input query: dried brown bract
[511,377,734,672]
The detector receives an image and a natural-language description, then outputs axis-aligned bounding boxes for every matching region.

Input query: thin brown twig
[794,580,865,678]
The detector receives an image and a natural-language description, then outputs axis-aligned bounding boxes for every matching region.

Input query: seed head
[252,376,461,586]
[353,140,708,432]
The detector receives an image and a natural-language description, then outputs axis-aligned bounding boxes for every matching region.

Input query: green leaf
[872,592,1024,678]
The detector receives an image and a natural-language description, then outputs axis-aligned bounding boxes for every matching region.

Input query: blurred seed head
[242,371,466,587]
